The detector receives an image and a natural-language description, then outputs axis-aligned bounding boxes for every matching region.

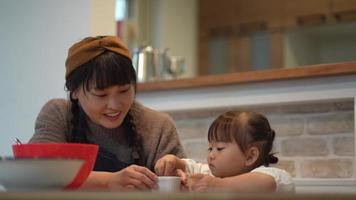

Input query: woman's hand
[188,174,220,192]
[154,154,186,176]
[107,164,158,190]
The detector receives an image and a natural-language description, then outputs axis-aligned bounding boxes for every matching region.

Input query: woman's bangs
[94,64,131,89]
[84,53,135,91]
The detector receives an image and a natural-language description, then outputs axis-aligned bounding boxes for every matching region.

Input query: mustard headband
[65,36,131,78]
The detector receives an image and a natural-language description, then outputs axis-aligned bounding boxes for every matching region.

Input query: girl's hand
[188,174,220,192]
[107,164,158,190]
[154,154,182,176]
[176,169,189,191]
[176,169,188,185]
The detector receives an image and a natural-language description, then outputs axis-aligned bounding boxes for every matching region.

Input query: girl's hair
[208,110,278,167]
[65,51,145,165]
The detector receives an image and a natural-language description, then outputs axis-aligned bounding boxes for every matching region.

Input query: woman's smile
[103,112,121,121]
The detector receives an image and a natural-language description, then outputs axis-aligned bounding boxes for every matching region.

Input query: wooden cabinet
[230,35,251,72]
[198,0,236,75]
[283,0,330,28]
[198,0,285,75]
[283,0,356,25]
[332,0,356,12]
[234,0,283,30]
[197,0,356,76]
[199,0,236,35]
[199,0,284,32]
[331,0,356,22]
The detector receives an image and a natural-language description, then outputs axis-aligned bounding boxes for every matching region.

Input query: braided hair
[65,51,145,165]
[208,110,278,168]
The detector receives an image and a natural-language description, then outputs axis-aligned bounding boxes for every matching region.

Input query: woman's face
[207,141,248,178]
[73,83,135,129]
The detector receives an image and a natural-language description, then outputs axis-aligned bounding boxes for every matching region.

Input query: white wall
[91,0,116,36]
[115,0,197,78]
[152,0,197,78]
[0,0,115,156]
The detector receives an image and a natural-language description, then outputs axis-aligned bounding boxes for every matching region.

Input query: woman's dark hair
[65,51,144,165]
[208,110,278,167]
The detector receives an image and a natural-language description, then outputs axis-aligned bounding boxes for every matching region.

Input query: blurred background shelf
[137,61,356,92]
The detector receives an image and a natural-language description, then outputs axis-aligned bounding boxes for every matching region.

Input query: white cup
[156,176,181,192]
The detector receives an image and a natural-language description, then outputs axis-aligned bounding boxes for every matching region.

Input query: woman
[30,36,185,190]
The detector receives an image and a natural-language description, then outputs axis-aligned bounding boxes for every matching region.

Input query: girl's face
[207,141,248,178]
[73,84,135,129]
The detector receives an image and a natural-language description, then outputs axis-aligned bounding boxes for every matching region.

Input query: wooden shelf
[137,61,356,92]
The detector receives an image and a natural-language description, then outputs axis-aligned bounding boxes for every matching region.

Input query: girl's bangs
[208,117,235,143]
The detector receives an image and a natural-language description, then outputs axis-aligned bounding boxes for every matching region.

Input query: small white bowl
[156,176,181,192]
[0,158,83,191]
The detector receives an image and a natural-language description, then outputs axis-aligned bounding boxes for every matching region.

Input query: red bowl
[12,143,98,189]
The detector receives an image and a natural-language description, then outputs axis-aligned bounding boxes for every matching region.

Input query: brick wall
[168,100,354,179]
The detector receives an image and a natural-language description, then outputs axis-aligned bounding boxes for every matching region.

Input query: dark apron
[94,146,134,172]
[73,130,135,172]
[70,123,136,172]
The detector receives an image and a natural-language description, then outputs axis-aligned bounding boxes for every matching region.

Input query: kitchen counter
[1,191,356,200]
[137,62,356,92]
[136,63,356,112]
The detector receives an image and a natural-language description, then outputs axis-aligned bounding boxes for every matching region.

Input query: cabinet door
[331,0,356,22]
[283,0,330,28]
[235,0,283,30]
[199,0,236,32]
[198,0,236,75]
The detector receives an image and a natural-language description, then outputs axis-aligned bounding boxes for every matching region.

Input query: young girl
[155,110,294,193]
[29,36,185,190]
